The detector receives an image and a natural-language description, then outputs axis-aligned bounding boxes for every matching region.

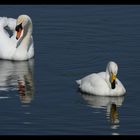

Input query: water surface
[0,5,140,135]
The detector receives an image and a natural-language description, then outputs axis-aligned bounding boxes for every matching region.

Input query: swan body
[0,15,34,61]
[76,61,126,96]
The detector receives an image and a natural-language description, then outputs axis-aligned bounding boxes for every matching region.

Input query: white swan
[0,15,34,61]
[76,61,126,96]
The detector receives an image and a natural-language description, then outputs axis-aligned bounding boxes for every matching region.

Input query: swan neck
[24,22,32,37]
[16,22,32,48]
[106,67,110,75]
[106,68,111,88]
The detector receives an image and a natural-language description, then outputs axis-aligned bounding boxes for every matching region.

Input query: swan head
[106,61,118,89]
[15,15,32,40]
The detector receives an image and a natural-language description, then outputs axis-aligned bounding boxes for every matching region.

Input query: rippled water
[0,5,140,135]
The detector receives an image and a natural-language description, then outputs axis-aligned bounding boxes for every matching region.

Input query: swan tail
[76,79,81,85]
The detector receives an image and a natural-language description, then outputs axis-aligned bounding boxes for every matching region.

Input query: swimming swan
[0,15,34,61]
[76,61,126,96]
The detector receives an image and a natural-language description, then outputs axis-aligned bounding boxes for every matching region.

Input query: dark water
[0,5,140,135]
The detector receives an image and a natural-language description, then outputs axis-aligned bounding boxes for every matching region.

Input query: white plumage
[76,61,126,96]
[0,15,34,61]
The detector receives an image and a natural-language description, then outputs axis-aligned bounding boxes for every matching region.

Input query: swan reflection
[0,59,34,103]
[80,92,125,132]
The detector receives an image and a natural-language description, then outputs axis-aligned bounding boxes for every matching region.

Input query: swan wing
[0,17,10,39]
[115,78,126,94]
[7,18,16,31]
[0,17,17,59]
[7,18,17,40]
[78,72,109,95]
[0,17,16,43]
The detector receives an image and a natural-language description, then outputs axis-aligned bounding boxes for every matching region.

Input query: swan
[76,61,126,96]
[0,15,34,61]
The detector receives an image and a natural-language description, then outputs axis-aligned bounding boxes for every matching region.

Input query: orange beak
[16,28,22,40]
[15,23,23,40]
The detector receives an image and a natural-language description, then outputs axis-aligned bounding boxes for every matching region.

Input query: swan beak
[111,73,116,89]
[15,23,23,40]
[111,73,116,82]
[16,30,22,40]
